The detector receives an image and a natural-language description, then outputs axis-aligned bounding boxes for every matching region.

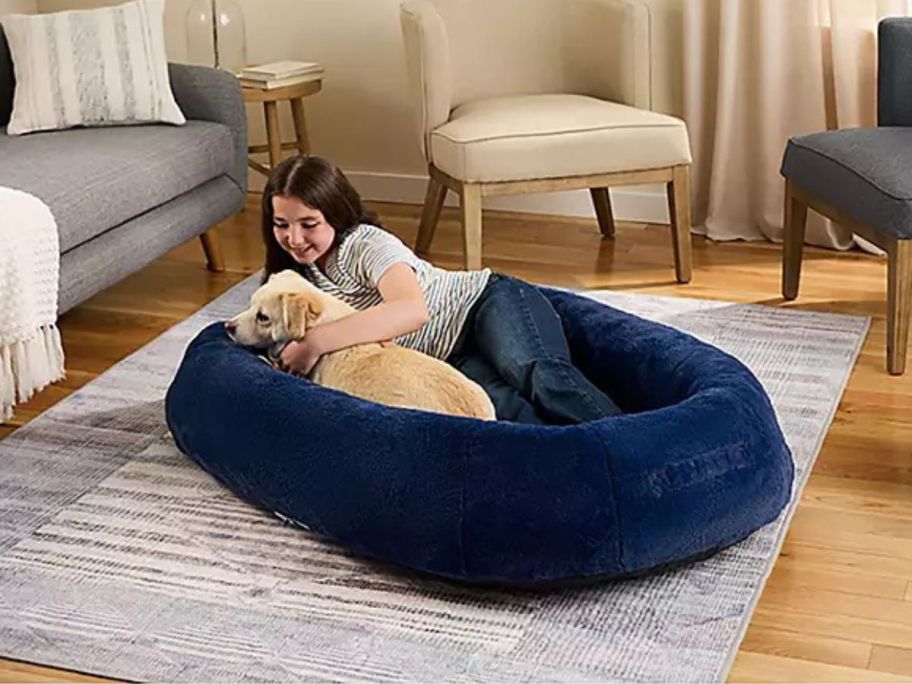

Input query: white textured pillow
[2,0,185,136]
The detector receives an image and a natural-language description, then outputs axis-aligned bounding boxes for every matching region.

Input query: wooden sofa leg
[416,175,447,255]
[589,187,615,238]
[666,164,693,283]
[888,239,912,375]
[460,183,483,270]
[200,230,225,273]
[782,180,808,300]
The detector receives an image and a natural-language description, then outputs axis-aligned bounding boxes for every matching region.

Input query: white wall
[33,0,686,220]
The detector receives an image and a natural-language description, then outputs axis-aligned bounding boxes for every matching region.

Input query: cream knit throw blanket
[0,187,65,422]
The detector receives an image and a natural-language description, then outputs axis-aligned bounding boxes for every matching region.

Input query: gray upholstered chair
[781,18,912,375]
[400,0,693,277]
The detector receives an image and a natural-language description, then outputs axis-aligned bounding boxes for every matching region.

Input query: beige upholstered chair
[400,0,693,278]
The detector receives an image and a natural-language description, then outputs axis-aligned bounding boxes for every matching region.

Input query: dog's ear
[280,293,324,339]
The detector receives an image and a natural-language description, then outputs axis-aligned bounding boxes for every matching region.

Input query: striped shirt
[301,224,491,359]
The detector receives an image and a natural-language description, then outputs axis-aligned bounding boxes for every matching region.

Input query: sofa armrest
[169,63,248,193]
[567,0,651,110]
[878,18,912,127]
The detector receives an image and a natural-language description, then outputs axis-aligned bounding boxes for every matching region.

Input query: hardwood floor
[2,194,911,683]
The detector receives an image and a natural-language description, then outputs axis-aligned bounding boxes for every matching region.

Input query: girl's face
[271,195,336,265]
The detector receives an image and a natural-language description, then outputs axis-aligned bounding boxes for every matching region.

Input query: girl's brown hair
[261,155,383,281]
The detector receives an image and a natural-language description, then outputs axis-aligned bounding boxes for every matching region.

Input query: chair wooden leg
[264,100,283,171]
[666,164,693,283]
[290,98,311,154]
[416,175,447,255]
[887,239,912,375]
[589,187,615,238]
[200,230,225,273]
[460,183,483,270]
[782,179,808,300]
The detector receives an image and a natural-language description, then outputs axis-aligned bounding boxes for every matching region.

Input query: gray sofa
[0,29,247,314]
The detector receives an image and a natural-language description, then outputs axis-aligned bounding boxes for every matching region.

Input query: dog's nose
[224,320,237,333]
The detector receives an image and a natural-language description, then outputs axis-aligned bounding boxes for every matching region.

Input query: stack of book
[238,61,324,90]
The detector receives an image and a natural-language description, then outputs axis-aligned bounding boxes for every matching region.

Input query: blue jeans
[447,275,623,424]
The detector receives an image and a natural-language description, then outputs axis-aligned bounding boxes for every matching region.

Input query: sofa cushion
[58,176,243,314]
[781,127,912,239]
[0,120,234,253]
[430,94,692,183]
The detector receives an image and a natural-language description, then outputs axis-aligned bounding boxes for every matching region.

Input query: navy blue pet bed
[165,288,794,586]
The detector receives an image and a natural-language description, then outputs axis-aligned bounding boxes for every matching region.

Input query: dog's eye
[255,311,270,324]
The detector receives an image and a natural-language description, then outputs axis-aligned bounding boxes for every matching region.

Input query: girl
[263,155,622,425]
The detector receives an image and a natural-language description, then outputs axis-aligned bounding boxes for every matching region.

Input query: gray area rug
[0,275,869,682]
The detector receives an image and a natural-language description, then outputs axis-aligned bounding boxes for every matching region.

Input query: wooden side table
[242,78,322,178]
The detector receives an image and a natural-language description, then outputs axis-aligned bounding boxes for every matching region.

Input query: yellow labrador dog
[226,270,495,420]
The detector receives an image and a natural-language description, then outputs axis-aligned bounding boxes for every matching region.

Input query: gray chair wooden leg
[888,239,912,375]
[782,180,808,300]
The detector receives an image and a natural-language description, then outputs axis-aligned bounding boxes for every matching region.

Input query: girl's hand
[279,335,323,376]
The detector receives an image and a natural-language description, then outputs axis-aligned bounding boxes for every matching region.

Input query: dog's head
[225,270,326,349]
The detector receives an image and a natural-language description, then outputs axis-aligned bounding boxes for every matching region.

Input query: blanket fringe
[1,324,66,422]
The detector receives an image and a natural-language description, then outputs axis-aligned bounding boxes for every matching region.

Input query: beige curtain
[684,0,912,249]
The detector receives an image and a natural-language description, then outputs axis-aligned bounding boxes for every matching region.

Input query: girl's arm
[279,263,428,374]
[310,262,429,353]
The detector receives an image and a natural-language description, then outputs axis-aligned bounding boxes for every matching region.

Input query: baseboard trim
[346,171,670,224]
